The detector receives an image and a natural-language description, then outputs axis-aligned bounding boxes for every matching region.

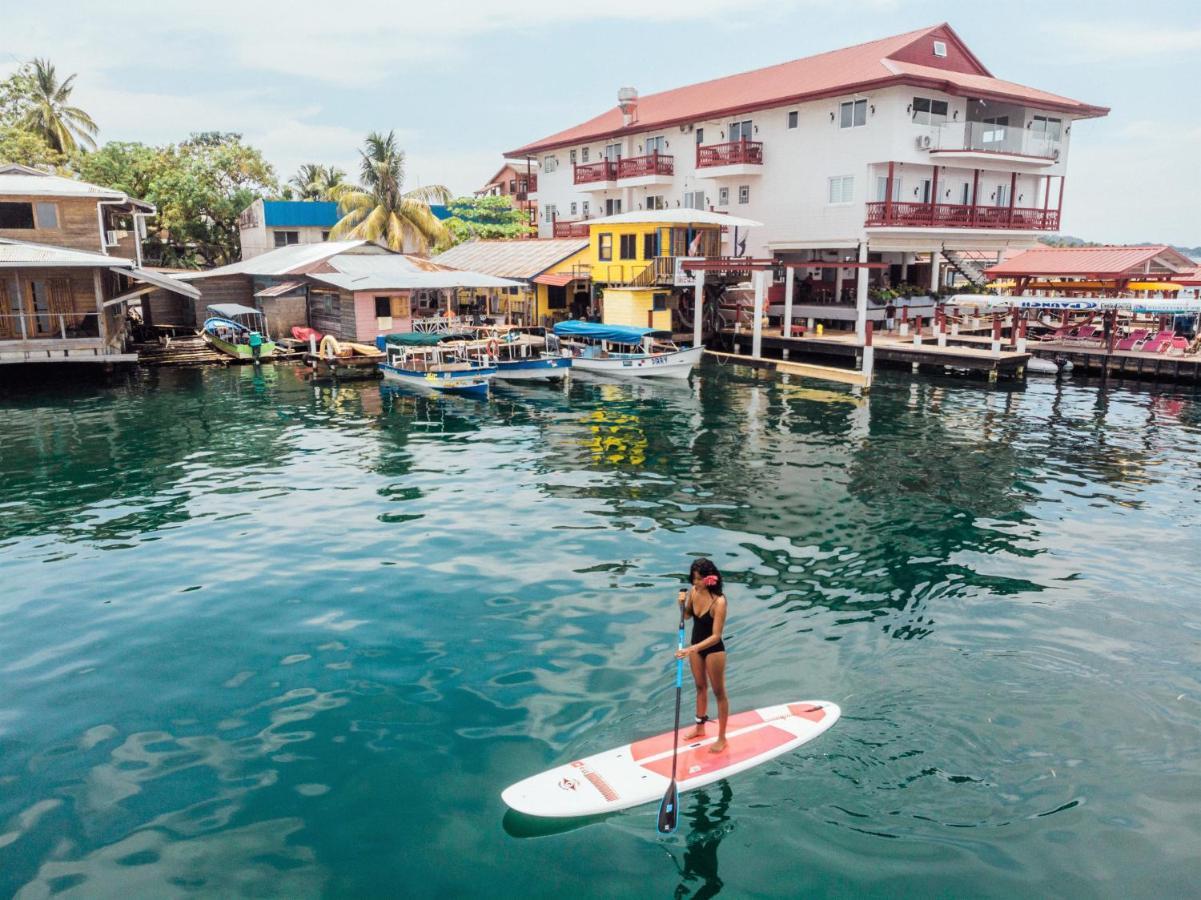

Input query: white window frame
[717,187,729,206]
[995,184,1011,208]
[737,185,750,205]
[875,176,902,203]
[570,201,577,215]
[34,202,60,229]
[645,136,665,154]
[827,176,854,205]
[581,200,590,217]
[569,149,577,164]
[933,40,948,58]
[604,143,622,162]
[581,147,590,163]
[911,97,949,126]
[543,155,558,173]
[839,99,867,129]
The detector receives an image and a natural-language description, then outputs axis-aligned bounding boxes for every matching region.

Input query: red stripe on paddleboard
[789,703,826,722]
[584,770,619,802]
[630,709,766,761]
[638,724,795,781]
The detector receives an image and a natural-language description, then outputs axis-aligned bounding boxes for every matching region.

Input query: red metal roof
[507,24,1107,157]
[532,272,578,287]
[985,246,1198,279]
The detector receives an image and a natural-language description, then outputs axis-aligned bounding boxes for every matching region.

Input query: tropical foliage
[287,163,346,201]
[443,195,533,244]
[72,133,278,267]
[0,125,64,168]
[329,131,450,254]
[2,59,98,153]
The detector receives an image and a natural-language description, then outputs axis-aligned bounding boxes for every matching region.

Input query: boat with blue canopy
[202,303,275,363]
[553,320,702,379]
[472,326,572,382]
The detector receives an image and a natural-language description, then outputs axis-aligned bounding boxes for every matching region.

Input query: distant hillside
[1042,235,1200,261]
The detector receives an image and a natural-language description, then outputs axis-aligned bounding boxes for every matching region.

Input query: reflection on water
[1,363,1200,896]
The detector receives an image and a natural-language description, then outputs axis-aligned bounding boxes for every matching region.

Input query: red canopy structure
[985,245,1196,284]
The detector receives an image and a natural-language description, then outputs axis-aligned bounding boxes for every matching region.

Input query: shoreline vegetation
[0,58,532,270]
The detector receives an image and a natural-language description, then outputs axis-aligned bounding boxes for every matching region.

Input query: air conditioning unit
[916,135,933,150]
[105,229,119,247]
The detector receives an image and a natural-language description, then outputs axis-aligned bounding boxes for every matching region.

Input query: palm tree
[329,132,449,254]
[288,163,346,201]
[18,59,98,153]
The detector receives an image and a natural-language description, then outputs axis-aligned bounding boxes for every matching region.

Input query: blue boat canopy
[553,320,658,344]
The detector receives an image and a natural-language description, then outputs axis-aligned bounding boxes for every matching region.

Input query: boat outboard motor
[249,331,263,362]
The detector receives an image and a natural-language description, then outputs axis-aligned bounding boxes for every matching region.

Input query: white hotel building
[508,23,1107,312]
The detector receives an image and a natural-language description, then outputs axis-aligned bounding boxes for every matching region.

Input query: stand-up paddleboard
[502,701,839,819]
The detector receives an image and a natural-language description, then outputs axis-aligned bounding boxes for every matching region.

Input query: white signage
[674,257,705,287]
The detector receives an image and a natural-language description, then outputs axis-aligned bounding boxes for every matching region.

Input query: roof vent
[933,40,947,58]
[618,87,639,127]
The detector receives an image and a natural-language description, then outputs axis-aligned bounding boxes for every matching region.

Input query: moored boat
[378,331,495,397]
[202,303,276,363]
[475,327,572,382]
[553,321,702,379]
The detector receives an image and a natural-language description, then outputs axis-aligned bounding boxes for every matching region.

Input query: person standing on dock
[676,559,730,753]
[885,301,897,333]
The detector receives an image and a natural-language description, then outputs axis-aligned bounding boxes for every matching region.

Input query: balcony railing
[616,153,674,179]
[696,140,764,168]
[927,121,1062,160]
[552,220,591,238]
[865,201,1060,231]
[0,311,101,341]
[573,161,617,185]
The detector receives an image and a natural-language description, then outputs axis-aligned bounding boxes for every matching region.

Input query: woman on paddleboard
[676,558,729,753]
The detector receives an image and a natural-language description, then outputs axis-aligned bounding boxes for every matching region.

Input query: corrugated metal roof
[986,246,1197,278]
[254,280,305,297]
[180,241,371,279]
[507,24,1106,157]
[307,251,522,290]
[433,239,588,280]
[0,165,153,211]
[262,201,339,227]
[0,237,133,267]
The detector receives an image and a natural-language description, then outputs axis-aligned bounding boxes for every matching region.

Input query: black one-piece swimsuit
[691,604,727,658]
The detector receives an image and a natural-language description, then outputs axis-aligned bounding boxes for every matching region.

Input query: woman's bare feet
[708,737,728,753]
[682,724,707,741]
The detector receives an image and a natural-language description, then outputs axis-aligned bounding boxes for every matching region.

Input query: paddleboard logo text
[558,777,578,792]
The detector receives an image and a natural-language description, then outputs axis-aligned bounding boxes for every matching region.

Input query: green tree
[10,59,98,153]
[71,141,162,200]
[329,131,449,254]
[287,163,346,201]
[442,195,533,245]
[0,124,64,168]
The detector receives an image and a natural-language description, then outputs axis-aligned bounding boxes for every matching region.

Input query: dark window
[788,111,798,129]
[619,234,637,260]
[0,202,35,229]
[273,230,299,247]
[696,128,703,144]
[375,296,391,318]
[643,232,658,259]
[652,293,668,312]
[840,99,867,128]
[598,233,612,261]
[321,230,330,240]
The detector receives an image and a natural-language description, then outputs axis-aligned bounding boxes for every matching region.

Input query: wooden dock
[705,349,869,387]
[723,328,1030,380]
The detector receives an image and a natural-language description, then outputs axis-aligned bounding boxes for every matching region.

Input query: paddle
[657,591,687,834]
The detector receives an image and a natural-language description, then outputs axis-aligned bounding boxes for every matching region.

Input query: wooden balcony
[552,220,591,238]
[573,161,617,185]
[696,140,764,168]
[616,153,674,180]
[865,201,1060,231]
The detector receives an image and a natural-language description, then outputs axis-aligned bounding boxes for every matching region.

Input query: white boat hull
[571,346,702,380]
[494,356,572,382]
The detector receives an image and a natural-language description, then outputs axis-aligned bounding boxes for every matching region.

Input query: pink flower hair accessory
[702,575,719,587]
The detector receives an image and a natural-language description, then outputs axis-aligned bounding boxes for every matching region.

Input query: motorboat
[553,321,702,379]
[202,303,275,363]
[378,331,495,397]
[474,327,572,382]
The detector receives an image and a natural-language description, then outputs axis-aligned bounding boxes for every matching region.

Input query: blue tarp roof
[553,320,657,344]
[263,201,339,227]
[262,200,450,226]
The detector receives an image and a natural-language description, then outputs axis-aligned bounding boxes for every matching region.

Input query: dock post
[950,306,960,336]
[1016,314,1028,353]
[913,317,923,346]
[751,269,766,358]
[693,268,705,349]
[937,306,947,348]
[991,316,1002,356]
[783,265,795,340]
[309,334,317,355]
[899,305,910,337]
[855,242,869,341]
[862,320,875,389]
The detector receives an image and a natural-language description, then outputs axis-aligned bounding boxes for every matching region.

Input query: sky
[4,0,1199,245]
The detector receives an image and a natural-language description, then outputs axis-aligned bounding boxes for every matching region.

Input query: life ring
[318,334,341,359]
[487,338,500,359]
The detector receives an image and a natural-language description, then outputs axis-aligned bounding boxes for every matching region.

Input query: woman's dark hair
[689,558,723,595]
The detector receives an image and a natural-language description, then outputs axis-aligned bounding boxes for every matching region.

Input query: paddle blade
[656,780,679,834]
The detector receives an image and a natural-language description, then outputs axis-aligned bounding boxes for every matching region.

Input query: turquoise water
[1,362,1199,898]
